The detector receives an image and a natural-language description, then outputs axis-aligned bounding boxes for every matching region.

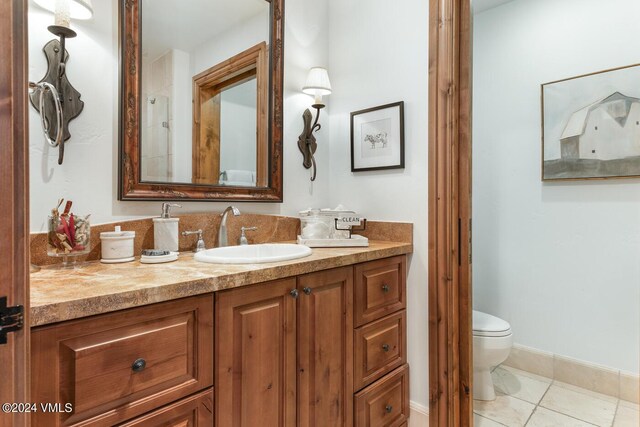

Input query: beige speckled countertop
[30,241,412,327]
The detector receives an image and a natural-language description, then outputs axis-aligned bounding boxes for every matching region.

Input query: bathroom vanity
[29,241,411,426]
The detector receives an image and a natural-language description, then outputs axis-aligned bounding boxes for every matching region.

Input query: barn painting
[542,64,640,180]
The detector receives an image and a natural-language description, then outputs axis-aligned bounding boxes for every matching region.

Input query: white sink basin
[194,243,312,264]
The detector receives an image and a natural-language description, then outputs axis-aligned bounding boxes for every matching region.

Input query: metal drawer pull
[382,284,390,293]
[382,344,390,352]
[303,287,312,295]
[385,404,393,413]
[131,358,146,373]
[290,289,299,299]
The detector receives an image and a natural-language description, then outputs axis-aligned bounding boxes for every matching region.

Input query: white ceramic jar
[100,226,136,263]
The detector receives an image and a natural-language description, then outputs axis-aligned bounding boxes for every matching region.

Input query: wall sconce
[29,0,93,165]
[298,67,332,181]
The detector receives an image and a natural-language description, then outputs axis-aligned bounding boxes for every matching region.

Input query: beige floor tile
[526,407,597,427]
[613,403,640,427]
[553,381,618,404]
[618,400,639,411]
[493,366,552,404]
[474,395,536,426]
[540,384,617,426]
[474,413,507,427]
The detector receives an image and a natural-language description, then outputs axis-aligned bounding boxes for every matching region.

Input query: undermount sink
[194,243,312,264]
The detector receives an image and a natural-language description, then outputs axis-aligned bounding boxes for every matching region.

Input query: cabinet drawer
[355,311,406,390]
[355,364,410,427]
[117,389,213,426]
[32,294,214,426]
[354,256,406,327]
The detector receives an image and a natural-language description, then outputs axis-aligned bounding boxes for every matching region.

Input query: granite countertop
[30,241,412,327]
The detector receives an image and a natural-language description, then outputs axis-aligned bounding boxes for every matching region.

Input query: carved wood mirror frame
[428,0,473,425]
[118,0,284,201]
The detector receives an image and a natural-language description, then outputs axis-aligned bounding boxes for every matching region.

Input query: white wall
[191,11,268,76]
[473,0,640,373]
[327,0,430,408]
[28,0,331,231]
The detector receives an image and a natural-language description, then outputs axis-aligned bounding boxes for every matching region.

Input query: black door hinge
[0,297,24,345]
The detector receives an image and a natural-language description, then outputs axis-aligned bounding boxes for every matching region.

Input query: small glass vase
[47,214,91,268]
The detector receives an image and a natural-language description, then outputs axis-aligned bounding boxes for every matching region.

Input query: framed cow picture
[350,102,405,172]
[541,63,640,180]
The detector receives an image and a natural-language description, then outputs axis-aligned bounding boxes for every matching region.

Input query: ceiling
[473,0,515,14]
[142,0,268,58]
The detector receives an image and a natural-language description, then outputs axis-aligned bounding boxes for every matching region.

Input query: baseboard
[409,401,429,427]
[504,343,640,403]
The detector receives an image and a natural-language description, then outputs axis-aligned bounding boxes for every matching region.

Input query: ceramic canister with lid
[100,226,136,263]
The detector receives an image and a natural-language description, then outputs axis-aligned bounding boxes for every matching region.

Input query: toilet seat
[472,310,512,337]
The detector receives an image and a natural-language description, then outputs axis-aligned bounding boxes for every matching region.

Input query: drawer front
[355,311,406,390]
[355,365,410,427]
[355,256,406,327]
[31,294,214,427]
[117,389,213,427]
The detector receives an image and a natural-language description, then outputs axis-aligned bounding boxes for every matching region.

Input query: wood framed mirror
[118,0,284,201]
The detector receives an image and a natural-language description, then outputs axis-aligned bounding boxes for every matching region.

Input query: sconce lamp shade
[34,0,94,20]
[303,67,332,97]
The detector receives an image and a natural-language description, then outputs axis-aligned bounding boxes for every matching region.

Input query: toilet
[473,310,513,401]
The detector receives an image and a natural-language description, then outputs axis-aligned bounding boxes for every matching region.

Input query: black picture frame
[350,101,405,172]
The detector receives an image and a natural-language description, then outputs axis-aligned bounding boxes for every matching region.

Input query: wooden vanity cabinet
[30,255,408,427]
[215,266,354,427]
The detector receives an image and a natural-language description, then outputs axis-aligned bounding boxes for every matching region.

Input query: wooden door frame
[0,0,30,426]
[428,0,473,425]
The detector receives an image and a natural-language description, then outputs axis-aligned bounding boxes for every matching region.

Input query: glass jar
[300,209,333,239]
[47,214,91,267]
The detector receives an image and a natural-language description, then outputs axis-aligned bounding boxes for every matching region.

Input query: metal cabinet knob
[131,358,146,373]
[382,344,390,352]
[382,284,390,293]
[290,289,299,299]
[303,287,312,295]
[385,404,393,413]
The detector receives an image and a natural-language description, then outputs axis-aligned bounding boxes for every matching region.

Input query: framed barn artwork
[541,63,640,180]
[350,101,405,172]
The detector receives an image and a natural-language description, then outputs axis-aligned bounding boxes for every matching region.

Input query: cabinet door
[216,278,297,427]
[297,266,354,427]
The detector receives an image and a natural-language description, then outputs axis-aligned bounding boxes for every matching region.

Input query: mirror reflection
[140,0,270,187]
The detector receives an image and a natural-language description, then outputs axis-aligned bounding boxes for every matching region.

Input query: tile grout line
[524,378,554,426]
[476,365,630,427]
[611,398,620,427]
[538,379,617,426]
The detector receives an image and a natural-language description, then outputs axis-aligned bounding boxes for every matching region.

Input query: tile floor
[473,365,640,426]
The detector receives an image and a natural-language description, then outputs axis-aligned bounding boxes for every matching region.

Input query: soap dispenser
[153,203,181,251]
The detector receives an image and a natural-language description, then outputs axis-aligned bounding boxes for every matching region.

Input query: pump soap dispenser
[153,203,181,252]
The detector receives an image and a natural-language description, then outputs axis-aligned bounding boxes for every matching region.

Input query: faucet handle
[239,226,258,245]
[182,229,205,252]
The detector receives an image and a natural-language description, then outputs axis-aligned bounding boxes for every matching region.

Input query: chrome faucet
[218,206,241,247]
[182,229,205,252]
[239,226,258,245]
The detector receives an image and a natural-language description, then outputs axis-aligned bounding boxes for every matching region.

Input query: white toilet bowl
[473,310,513,401]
